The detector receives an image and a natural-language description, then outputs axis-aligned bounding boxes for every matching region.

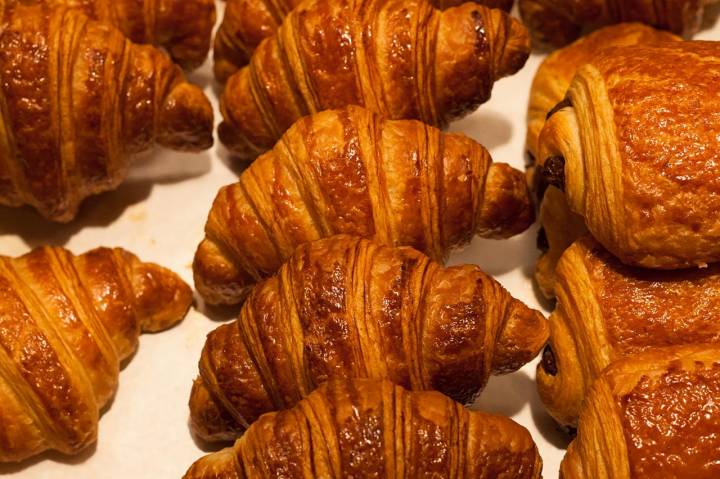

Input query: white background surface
[1,3,718,477]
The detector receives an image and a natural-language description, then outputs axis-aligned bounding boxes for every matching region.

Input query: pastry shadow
[529,386,574,450]
[448,225,539,276]
[0,441,98,474]
[188,419,235,454]
[216,142,251,177]
[0,149,212,247]
[196,302,241,323]
[471,370,535,417]
[702,2,720,30]
[447,109,514,150]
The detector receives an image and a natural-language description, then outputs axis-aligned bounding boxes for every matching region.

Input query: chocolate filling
[546,97,572,120]
[541,344,558,376]
[535,155,566,201]
[537,227,549,252]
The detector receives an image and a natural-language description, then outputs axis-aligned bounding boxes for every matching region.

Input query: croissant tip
[193,239,255,306]
[129,260,193,333]
[158,82,214,152]
[495,17,532,80]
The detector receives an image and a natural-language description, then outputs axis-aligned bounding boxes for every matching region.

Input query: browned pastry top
[0,245,191,461]
[184,379,542,478]
[594,41,720,256]
[618,360,720,478]
[580,239,720,355]
[0,0,216,70]
[526,23,678,161]
[0,4,213,221]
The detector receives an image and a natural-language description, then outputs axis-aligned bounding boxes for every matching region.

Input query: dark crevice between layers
[541,344,557,376]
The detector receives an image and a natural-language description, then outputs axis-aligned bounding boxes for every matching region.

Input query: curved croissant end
[189,236,547,441]
[493,296,550,375]
[477,163,535,239]
[157,81,214,151]
[124,252,194,333]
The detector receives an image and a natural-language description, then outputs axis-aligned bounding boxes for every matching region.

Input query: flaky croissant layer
[537,41,720,269]
[0,0,216,69]
[219,0,530,161]
[213,0,516,82]
[0,246,191,462]
[195,106,533,305]
[185,379,543,479]
[0,5,214,222]
[190,235,548,441]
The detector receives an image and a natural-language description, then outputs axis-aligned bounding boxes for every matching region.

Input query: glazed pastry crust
[0,4,214,222]
[213,0,516,82]
[537,235,720,427]
[537,41,720,268]
[0,246,191,462]
[519,0,712,47]
[526,23,679,165]
[218,0,530,161]
[195,106,534,305]
[185,379,543,479]
[561,345,720,479]
[526,24,679,297]
[190,235,548,441]
[0,0,216,69]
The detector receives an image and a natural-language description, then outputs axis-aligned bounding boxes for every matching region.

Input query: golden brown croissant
[0,245,192,462]
[525,24,679,298]
[190,235,548,441]
[0,0,216,69]
[0,4,214,222]
[537,235,720,427]
[518,0,717,47]
[213,0,516,82]
[185,379,543,479]
[536,40,720,269]
[218,0,530,161]
[560,345,720,479]
[195,106,534,305]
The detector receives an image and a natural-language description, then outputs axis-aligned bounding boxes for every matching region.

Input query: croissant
[0,0,216,69]
[0,245,192,462]
[185,378,543,479]
[195,106,534,305]
[536,40,720,269]
[213,0,516,82]
[518,0,717,47]
[218,0,530,161]
[537,235,720,427]
[190,235,548,441]
[525,24,679,297]
[0,5,214,222]
[560,345,720,479]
